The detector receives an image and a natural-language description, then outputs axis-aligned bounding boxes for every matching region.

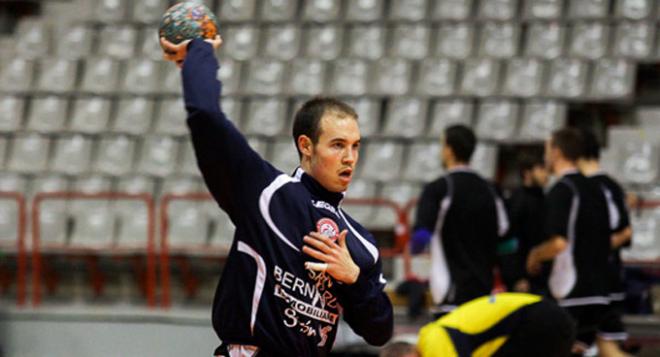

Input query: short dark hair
[518,152,544,179]
[551,127,583,162]
[444,125,476,163]
[579,127,600,160]
[292,97,358,158]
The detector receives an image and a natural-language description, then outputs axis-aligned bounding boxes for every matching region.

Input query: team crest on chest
[316,218,339,240]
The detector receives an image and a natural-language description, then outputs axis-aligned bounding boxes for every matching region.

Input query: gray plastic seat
[36,58,78,93]
[270,138,299,175]
[115,175,157,248]
[120,59,161,94]
[390,0,427,20]
[303,0,341,21]
[223,25,259,61]
[613,22,653,59]
[428,100,474,138]
[623,209,660,261]
[219,0,256,21]
[69,175,115,247]
[477,0,517,19]
[289,59,326,96]
[371,182,422,229]
[546,58,589,98]
[568,0,609,19]
[80,57,121,94]
[433,0,473,20]
[245,59,286,96]
[348,25,386,60]
[392,24,430,60]
[615,0,653,19]
[342,179,378,223]
[139,26,165,61]
[523,0,563,19]
[590,59,635,99]
[260,0,297,20]
[98,25,137,59]
[503,58,545,97]
[343,98,381,137]
[435,24,474,59]
[55,24,93,59]
[304,25,343,60]
[26,96,68,133]
[8,133,50,174]
[460,58,500,97]
[0,95,24,132]
[476,100,519,142]
[519,101,567,142]
[0,58,34,92]
[382,98,428,138]
[244,99,287,137]
[51,134,93,175]
[221,97,242,127]
[525,22,566,59]
[69,97,112,134]
[263,25,300,61]
[30,174,69,245]
[346,0,384,21]
[112,97,155,135]
[136,135,179,177]
[93,0,127,23]
[371,58,411,96]
[217,58,241,95]
[132,0,167,24]
[403,141,443,182]
[0,173,27,246]
[569,22,610,60]
[360,141,405,182]
[416,58,457,96]
[155,97,187,136]
[331,59,369,96]
[14,18,50,59]
[479,22,519,58]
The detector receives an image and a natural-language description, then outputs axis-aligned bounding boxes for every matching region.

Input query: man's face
[308,114,360,193]
[531,164,549,187]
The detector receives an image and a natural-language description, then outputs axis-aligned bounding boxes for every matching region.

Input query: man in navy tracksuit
[160,36,393,356]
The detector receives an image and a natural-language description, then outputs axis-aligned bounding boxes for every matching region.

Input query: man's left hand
[303,230,360,284]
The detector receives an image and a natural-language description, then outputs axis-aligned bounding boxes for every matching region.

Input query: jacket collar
[294,167,345,207]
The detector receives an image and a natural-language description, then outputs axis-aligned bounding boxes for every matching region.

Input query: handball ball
[158,2,219,44]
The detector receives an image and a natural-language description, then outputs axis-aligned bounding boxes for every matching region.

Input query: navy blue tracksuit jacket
[181,39,393,356]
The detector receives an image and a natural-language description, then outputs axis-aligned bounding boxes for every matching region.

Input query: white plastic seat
[390,0,427,20]
[519,101,567,141]
[477,0,517,20]
[0,95,24,132]
[224,25,259,61]
[613,22,653,59]
[264,25,300,61]
[331,59,369,96]
[348,25,386,60]
[270,138,299,175]
[382,98,427,138]
[98,26,137,59]
[568,0,609,19]
[623,209,660,261]
[619,142,659,184]
[14,18,50,59]
[36,58,77,93]
[360,141,404,182]
[525,22,566,59]
[244,99,287,136]
[0,58,34,92]
[132,0,167,24]
[478,22,519,58]
[371,58,411,96]
[476,101,519,142]
[136,135,179,177]
[472,143,499,179]
[372,182,422,228]
[114,175,156,248]
[346,0,384,21]
[220,0,256,21]
[260,0,297,21]
[30,175,69,245]
[460,58,500,97]
[155,98,187,136]
[615,0,653,19]
[503,58,545,97]
[217,58,241,95]
[91,135,132,182]
[303,0,341,21]
[161,176,202,196]
[80,57,121,94]
[221,97,242,126]
[391,25,430,60]
[342,179,378,223]
[179,139,201,177]
[403,141,443,182]
[569,22,610,59]
[69,97,112,134]
[69,175,115,247]
[168,200,209,246]
[93,0,127,23]
[428,100,474,138]
[112,97,154,135]
[55,24,93,59]
[139,26,165,61]
[51,134,93,175]
[590,59,635,99]
[289,59,326,96]
[524,0,563,19]
[416,59,457,96]
[304,26,343,60]
[120,59,161,94]
[432,0,473,20]
[26,96,68,133]
[0,174,27,246]
[435,24,474,59]
[245,59,285,95]
[546,58,589,98]
[161,64,183,95]
[343,98,380,137]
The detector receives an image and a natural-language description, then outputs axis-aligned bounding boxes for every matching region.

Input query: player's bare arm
[526,235,568,275]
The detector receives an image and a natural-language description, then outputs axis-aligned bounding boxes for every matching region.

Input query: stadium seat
[136,135,179,178]
[478,22,519,58]
[331,59,369,96]
[615,0,653,19]
[93,0,127,23]
[346,0,384,21]
[546,58,588,98]
[69,175,115,247]
[477,0,517,20]
[55,24,93,59]
[112,97,155,135]
[472,143,499,179]
[391,24,430,60]
[371,182,422,228]
[131,0,167,24]
[94,135,136,176]
[36,58,78,93]
[30,174,69,245]
[161,176,202,196]
[0,58,34,93]
[304,25,343,60]
[519,101,567,141]
[416,58,457,96]
[503,58,545,97]
[371,58,412,96]
[245,59,286,96]
[14,18,50,59]
[623,209,660,261]
[348,25,386,60]
[0,173,27,245]
[244,99,287,136]
[525,22,566,59]
[523,0,563,19]
[613,22,653,59]
[161,64,183,95]
[216,58,241,95]
[637,108,660,128]
[569,22,610,60]
[568,0,609,18]
[0,95,24,132]
[139,27,165,61]
[260,0,297,21]
[219,0,255,21]
[289,59,326,96]
[427,100,474,138]
[69,97,112,134]
[97,26,138,59]
[476,100,519,141]
[26,96,68,133]
[619,141,659,184]
[80,57,121,94]
[51,134,93,175]
[120,59,161,94]
[382,98,428,138]
[168,200,209,246]
[342,179,378,223]
[432,0,473,20]
[155,98,187,136]
[303,0,341,21]
[403,141,443,182]
[246,136,269,159]
[343,98,380,137]
[178,139,201,177]
[590,59,635,99]
[435,24,474,59]
[114,175,156,247]
[264,25,301,61]
[390,0,427,20]
[360,141,405,182]
[221,97,242,126]
[269,138,299,175]
[223,25,259,61]
[460,58,500,97]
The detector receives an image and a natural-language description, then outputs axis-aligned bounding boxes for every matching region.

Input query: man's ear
[297,135,313,158]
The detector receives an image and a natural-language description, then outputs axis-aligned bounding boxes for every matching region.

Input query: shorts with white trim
[563,304,609,348]
[597,298,627,341]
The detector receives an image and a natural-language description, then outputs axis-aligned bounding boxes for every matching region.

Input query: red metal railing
[31,192,156,307]
[0,191,27,306]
